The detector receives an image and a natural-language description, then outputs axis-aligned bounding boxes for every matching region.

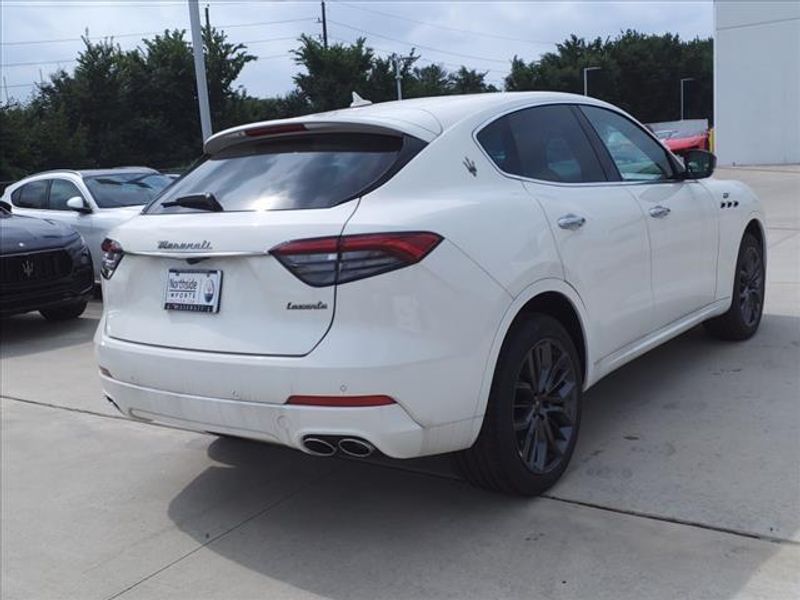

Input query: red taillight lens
[287,395,395,407]
[270,232,442,287]
[100,238,124,279]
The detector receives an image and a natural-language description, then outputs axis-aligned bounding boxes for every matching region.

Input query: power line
[2,59,77,68]
[240,36,300,45]
[4,52,293,93]
[1,17,316,46]
[333,1,556,47]
[329,35,507,76]
[328,20,509,65]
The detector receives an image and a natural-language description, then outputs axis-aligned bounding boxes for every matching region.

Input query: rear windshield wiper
[161,193,224,212]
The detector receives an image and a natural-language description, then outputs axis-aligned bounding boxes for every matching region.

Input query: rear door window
[12,180,50,209]
[477,105,607,183]
[146,133,422,214]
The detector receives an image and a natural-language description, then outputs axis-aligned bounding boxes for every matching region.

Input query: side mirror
[0,200,11,212]
[66,196,92,214]
[683,149,716,180]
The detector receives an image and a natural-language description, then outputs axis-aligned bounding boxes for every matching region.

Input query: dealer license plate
[164,269,222,313]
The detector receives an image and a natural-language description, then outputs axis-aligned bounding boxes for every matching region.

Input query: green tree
[448,67,498,94]
[408,63,451,97]
[292,35,374,111]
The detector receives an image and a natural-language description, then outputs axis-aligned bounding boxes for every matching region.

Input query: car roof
[17,167,159,180]
[205,91,614,155]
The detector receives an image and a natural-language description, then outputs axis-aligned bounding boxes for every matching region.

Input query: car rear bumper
[96,325,483,459]
[100,375,440,458]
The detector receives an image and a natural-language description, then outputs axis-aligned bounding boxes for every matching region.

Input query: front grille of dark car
[0,250,73,285]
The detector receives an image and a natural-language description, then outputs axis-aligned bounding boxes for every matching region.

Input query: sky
[0,0,714,103]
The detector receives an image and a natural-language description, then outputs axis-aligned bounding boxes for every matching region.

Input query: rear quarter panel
[343,124,566,430]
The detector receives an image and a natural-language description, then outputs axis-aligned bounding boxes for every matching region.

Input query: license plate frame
[164,269,223,313]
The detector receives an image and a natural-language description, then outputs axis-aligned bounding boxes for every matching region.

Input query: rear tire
[704,232,764,341]
[40,300,88,321]
[454,314,583,496]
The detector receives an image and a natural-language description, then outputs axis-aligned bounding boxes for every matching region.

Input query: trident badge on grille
[21,260,34,278]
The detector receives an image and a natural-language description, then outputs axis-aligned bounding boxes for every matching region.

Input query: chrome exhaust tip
[338,437,375,458]
[303,437,337,457]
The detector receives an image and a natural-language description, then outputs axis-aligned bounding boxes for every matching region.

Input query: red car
[649,119,709,155]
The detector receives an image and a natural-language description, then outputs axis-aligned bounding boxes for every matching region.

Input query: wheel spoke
[543,352,569,394]
[531,419,547,471]
[533,342,553,393]
[513,407,535,432]
[542,417,562,458]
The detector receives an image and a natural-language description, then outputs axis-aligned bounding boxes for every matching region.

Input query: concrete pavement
[2,167,798,599]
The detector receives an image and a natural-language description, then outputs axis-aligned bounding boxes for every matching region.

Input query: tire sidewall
[731,233,764,335]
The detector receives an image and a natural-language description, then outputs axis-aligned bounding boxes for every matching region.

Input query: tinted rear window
[477,105,607,183]
[13,180,49,209]
[85,172,174,208]
[146,133,415,214]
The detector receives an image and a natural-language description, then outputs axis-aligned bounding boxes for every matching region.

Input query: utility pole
[188,0,212,142]
[204,3,210,31]
[583,66,601,96]
[2,77,9,104]
[320,1,328,48]
[680,77,694,121]
[394,57,402,100]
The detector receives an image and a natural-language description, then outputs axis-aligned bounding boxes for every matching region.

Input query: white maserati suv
[95,92,766,495]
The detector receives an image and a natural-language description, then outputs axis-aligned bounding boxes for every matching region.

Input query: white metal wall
[714,1,800,165]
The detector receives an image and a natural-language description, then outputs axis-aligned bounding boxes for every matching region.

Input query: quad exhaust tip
[301,436,376,458]
[338,438,375,458]
[302,437,337,457]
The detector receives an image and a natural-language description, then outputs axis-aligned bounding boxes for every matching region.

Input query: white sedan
[95,92,766,495]
[2,167,174,281]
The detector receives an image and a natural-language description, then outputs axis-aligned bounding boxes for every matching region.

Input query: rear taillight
[270,232,442,287]
[100,238,124,279]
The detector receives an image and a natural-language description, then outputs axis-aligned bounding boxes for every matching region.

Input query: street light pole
[188,0,212,142]
[583,66,601,96]
[680,77,694,121]
[394,57,403,100]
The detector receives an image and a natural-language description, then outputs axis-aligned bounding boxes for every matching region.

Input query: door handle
[649,205,671,219]
[557,214,586,230]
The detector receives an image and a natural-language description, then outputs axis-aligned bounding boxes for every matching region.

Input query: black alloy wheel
[513,339,579,474]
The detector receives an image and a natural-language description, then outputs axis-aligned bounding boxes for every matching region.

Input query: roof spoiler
[204,119,426,155]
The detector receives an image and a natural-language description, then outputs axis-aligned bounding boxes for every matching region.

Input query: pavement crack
[104,481,317,600]
[5,394,797,549]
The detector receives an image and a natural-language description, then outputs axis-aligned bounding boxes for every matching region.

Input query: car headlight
[66,236,92,267]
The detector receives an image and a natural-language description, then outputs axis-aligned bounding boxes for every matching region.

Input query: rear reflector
[287,395,396,407]
[244,123,307,137]
[271,231,443,287]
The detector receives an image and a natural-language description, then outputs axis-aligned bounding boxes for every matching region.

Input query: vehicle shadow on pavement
[163,316,798,598]
[165,435,791,600]
[0,311,99,360]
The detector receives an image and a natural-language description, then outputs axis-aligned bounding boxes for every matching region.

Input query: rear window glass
[84,172,174,208]
[146,133,410,214]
